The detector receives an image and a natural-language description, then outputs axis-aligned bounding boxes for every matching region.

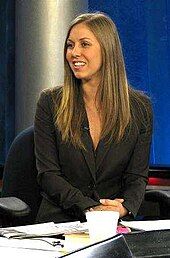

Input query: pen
[32,238,64,248]
[52,240,64,247]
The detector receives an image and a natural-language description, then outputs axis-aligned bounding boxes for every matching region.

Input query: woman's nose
[71,45,81,57]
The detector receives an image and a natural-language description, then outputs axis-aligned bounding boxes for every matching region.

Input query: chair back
[1,126,41,224]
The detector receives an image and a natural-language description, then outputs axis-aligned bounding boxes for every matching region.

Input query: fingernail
[100,199,105,204]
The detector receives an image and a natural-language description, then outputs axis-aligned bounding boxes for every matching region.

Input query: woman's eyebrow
[79,37,91,41]
[66,39,73,42]
[67,37,92,42]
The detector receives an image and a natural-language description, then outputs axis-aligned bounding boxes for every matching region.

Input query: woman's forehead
[68,23,97,42]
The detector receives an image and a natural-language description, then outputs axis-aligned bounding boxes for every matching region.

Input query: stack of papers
[0,221,88,239]
[0,222,90,256]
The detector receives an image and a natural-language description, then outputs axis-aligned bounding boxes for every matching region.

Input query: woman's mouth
[72,61,86,68]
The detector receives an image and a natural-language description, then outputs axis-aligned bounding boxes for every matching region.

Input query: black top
[34,87,153,222]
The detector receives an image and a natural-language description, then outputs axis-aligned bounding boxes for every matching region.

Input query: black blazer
[34,88,153,223]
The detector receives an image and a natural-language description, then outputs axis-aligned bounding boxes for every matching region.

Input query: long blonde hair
[54,12,150,148]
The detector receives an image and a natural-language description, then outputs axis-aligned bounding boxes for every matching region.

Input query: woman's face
[66,23,102,85]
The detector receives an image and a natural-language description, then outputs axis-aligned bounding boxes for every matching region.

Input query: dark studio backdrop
[0,0,170,167]
[0,0,15,166]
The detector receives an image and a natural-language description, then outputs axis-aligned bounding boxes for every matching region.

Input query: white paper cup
[86,211,119,243]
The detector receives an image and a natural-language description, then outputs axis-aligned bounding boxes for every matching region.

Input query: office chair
[0,126,169,227]
[145,189,170,219]
[0,126,42,226]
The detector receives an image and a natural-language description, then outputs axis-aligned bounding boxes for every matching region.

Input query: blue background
[89,0,170,166]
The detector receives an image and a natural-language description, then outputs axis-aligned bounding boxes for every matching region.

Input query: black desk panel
[125,229,170,257]
[62,230,170,258]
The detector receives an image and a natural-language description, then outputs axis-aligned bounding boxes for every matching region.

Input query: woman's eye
[82,42,90,47]
[66,43,74,49]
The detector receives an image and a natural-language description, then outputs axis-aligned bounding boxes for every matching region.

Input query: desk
[0,229,170,257]
[62,230,170,257]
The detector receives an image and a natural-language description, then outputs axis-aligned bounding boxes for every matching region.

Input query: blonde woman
[34,12,153,223]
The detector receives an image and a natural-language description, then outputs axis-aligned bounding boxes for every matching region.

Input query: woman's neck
[82,81,99,104]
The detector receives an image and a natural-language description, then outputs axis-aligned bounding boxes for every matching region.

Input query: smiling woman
[34,12,153,223]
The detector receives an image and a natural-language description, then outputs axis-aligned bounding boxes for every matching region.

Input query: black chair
[0,126,41,226]
[0,126,169,227]
[145,189,170,219]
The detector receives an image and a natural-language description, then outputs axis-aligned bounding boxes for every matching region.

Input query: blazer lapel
[80,109,113,179]
[95,137,113,172]
[81,130,113,178]
[81,130,96,181]
[81,115,96,181]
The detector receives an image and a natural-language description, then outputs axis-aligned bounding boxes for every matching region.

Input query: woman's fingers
[89,205,104,211]
[99,198,124,206]
[88,199,128,218]
[90,205,119,212]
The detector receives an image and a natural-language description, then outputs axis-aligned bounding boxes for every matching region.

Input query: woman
[34,12,153,223]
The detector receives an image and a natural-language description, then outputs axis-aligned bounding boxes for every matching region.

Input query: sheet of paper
[0,237,67,257]
[120,219,170,231]
[0,222,57,238]
[64,233,90,252]
[0,246,62,258]
[55,221,88,234]
[0,236,63,251]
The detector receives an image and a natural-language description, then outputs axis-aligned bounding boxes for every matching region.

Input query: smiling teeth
[74,62,85,66]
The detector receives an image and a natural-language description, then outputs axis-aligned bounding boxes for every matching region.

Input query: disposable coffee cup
[86,211,119,243]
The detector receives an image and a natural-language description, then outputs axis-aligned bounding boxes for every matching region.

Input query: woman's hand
[89,198,128,218]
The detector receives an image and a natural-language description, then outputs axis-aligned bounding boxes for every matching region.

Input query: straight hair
[53,12,151,149]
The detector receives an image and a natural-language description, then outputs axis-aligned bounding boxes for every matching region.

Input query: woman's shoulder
[129,88,153,129]
[40,86,62,96]
[38,86,63,104]
[129,88,152,113]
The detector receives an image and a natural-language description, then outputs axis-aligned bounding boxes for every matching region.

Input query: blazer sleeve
[34,89,99,218]
[120,98,153,217]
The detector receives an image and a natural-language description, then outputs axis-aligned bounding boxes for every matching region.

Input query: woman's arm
[119,98,153,217]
